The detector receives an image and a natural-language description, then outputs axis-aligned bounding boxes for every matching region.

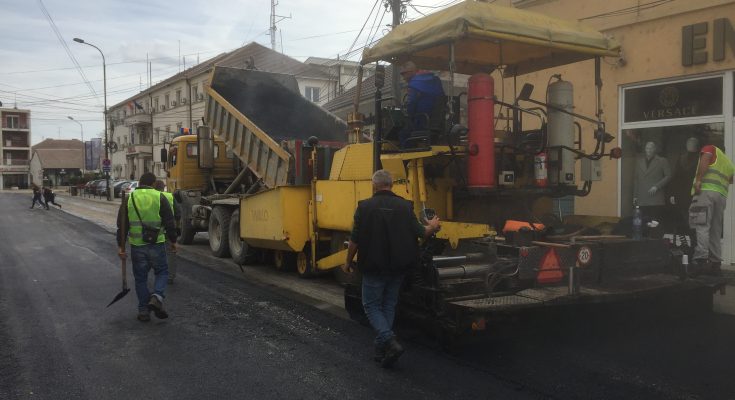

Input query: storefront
[619,72,734,259]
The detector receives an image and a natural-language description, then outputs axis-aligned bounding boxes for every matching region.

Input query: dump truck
[165,1,727,340]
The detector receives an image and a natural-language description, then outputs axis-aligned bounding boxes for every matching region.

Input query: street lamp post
[67,116,85,175]
[73,37,111,201]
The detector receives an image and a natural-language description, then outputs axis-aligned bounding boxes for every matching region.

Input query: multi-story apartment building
[107,42,336,181]
[0,107,31,189]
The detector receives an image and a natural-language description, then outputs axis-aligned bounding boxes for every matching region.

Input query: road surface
[1,191,734,400]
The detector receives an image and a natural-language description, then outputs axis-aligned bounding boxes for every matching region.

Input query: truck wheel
[296,248,314,278]
[177,199,196,245]
[229,210,255,265]
[274,250,296,271]
[209,207,231,258]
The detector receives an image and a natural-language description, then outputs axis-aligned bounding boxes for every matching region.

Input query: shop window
[620,123,725,231]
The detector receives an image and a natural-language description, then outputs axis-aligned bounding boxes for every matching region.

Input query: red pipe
[467,74,495,189]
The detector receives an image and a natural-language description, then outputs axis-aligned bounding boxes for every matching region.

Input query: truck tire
[273,250,296,271]
[209,206,231,258]
[177,198,196,245]
[229,210,256,265]
[296,247,314,278]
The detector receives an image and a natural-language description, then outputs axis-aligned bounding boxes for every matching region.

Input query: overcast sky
[0,0,459,145]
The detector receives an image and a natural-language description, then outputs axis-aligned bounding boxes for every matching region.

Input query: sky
[0,0,462,145]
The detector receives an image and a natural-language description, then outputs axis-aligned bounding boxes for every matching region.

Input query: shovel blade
[106,288,131,308]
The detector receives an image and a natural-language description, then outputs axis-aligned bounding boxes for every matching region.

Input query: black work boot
[374,342,387,362]
[381,338,405,368]
[708,261,723,277]
[147,294,169,319]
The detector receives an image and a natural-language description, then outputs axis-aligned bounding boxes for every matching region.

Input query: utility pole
[270,0,277,50]
[269,0,291,52]
[390,0,403,106]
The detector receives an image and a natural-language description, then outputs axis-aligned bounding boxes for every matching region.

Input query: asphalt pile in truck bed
[211,67,347,143]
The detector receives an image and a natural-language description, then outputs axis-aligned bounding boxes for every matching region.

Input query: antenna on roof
[270,0,291,51]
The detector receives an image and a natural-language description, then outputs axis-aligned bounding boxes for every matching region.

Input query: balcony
[124,112,152,127]
[126,144,153,156]
[0,159,30,172]
[2,140,30,148]
[1,122,29,130]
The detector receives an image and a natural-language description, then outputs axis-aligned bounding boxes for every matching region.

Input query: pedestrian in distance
[30,184,45,209]
[42,186,62,210]
[153,179,180,284]
[116,172,178,322]
[343,169,441,368]
[689,144,734,277]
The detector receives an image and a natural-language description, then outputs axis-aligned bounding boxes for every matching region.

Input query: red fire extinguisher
[534,152,548,187]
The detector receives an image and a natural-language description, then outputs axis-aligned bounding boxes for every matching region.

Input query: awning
[361,0,620,76]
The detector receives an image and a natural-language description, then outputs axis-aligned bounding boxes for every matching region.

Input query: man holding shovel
[116,172,178,322]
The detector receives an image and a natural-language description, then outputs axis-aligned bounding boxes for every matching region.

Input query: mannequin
[633,141,672,222]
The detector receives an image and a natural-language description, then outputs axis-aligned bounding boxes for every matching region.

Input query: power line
[36,0,98,101]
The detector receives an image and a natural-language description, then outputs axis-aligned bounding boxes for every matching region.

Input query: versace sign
[624,77,723,123]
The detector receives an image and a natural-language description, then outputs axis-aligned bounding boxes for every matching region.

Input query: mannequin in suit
[633,142,672,222]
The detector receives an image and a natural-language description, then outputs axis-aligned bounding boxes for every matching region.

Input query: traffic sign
[103,159,111,167]
[577,246,592,267]
[102,165,111,173]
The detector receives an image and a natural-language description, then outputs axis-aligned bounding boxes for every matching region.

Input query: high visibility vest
[693,146,734,197]
[161,191,175,214]
[127,188,165,246]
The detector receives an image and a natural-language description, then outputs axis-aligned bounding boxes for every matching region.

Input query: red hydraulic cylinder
[467,73,495,189]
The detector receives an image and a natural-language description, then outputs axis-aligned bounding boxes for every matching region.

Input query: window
[169,146,178,167]
[304,86,320,102]
[153,97,159,110]
[186,143,198,157]
[155,127,160,144]
[123,109,127,117]
[176,89,181,105]
[164,94,170,108]
[192,85,199,101]
[145,100,150,113]
[6,115,18,129]
[176,123,182,135]
[165,125,170,138]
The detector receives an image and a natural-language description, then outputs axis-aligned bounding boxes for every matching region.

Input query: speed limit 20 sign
[576,246,592,267]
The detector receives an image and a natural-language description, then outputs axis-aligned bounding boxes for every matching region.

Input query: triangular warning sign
[536,248,564,284]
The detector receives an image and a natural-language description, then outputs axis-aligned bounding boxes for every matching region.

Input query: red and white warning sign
[577,246,592,267]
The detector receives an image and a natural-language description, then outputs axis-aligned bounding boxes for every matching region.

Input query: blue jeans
[361,273,405,345]
[130,243,169,312]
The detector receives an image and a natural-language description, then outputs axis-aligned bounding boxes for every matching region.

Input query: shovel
[107,200,130,307]
[106,258,130,307]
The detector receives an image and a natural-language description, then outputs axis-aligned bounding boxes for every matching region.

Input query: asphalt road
[1,191,735,400]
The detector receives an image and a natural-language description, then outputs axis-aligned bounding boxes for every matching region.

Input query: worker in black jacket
[116,172,177,322]
[343,169,440,368]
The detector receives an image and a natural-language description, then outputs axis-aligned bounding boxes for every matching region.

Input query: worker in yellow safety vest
[154,179,180,284]
[689,144,734,276]
[117,172,178,322]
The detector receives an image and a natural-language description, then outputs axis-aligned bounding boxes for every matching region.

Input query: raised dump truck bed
[205,66,347,188]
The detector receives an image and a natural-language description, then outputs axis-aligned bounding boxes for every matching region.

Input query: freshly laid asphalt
[2,190,735,400]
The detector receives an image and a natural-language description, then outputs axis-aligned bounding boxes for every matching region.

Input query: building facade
[107,42,337,182]
[0,107,31,189]
[498,0,735,261]
[30,139,84,186]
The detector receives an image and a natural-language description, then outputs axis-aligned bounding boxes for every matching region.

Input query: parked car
[113,180,130,198]
[123,181,139,196]
[84,179,101,195]
[95,180,109,196]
